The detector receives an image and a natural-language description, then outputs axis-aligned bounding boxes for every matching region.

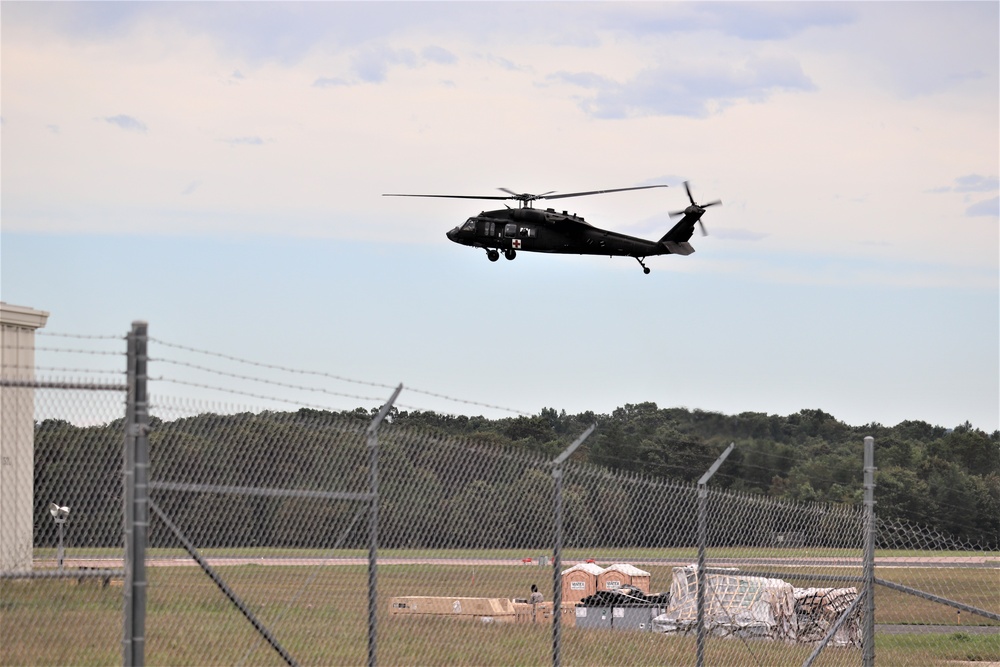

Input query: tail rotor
[670,181,721,236]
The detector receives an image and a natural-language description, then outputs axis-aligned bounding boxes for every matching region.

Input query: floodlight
[50,502,70,572]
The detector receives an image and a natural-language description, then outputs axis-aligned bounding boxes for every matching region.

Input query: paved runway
[53,555,1000,569]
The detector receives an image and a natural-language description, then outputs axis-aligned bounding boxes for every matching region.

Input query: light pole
[49,503,70,572]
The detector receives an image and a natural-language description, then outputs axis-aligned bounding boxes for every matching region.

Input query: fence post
[862,436,876,667]
[123,328,134,664]
[696,443,734,667]
[367,384,402,667]
[551,424,596,667]
[124,321,149,667]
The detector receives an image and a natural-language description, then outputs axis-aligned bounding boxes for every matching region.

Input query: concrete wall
[1,302,49,573]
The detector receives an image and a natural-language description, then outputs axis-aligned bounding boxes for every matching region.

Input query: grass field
[3,554,998,666]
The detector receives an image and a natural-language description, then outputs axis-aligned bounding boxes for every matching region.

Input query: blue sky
[2,2,997,431]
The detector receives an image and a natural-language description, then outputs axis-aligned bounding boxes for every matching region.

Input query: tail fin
[658,216,698,255]
[660,240,695,255]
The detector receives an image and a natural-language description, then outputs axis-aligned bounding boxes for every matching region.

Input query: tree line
[386,403,1000,548]
[31,404,999,550]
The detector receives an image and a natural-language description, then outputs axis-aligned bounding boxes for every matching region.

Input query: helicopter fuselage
[386,181,718,273]
[446,207,700,260]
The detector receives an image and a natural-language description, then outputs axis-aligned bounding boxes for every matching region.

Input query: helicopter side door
[503,223,536,238]
[477,220,497,238]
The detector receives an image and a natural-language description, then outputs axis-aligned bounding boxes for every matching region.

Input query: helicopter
[383,182,720,274]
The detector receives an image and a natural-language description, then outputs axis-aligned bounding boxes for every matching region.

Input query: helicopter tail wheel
[504,249,517,260]
[487,249,500,262]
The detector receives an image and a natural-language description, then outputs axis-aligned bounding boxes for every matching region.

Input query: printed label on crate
[613,608,625,618]
[571,581,586,590]
[576,607,587,617]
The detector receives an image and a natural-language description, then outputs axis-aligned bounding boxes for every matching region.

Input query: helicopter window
[518,226,535,238]
[478,221,495,236]
[503,223,518,237]
[461,220,476,232]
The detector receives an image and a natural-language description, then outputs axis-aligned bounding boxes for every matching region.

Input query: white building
[1,302,49,572]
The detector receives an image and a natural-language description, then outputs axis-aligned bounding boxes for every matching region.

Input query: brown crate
[510,601,576,627]
[388,596,516,623]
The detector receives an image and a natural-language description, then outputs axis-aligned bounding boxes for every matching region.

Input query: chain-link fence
[2,322,997,666]
[1,384,127,666]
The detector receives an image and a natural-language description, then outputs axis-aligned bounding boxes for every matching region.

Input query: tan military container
[388,596,516,623]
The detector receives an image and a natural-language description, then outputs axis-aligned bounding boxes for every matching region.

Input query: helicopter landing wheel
[487,249,500,262]
[635,257,651,274]
[643,267,651,275]
[504,249,517,261]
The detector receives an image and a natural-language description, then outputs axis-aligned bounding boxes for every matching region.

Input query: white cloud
[103,114,147,132]
[313,77,349,88]
[955,175,1000,193]
[421,45,457,65]
[967,197,999,218]
[554,53,816,119]
[221,136,264,147]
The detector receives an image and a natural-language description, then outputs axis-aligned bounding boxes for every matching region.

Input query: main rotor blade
[540,184,669,201]
[384,183,670,203]
[383,193,511,201]
[702,200,722,208]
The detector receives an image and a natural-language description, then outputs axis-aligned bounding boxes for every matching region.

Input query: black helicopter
[383,182,720,273]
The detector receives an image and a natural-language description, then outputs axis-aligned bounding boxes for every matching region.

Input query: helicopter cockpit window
[461,219,476,232]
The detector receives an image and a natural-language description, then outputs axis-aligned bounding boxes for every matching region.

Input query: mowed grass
[2,561,997,665]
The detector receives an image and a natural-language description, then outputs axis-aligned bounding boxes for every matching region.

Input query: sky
[1,2,997,433]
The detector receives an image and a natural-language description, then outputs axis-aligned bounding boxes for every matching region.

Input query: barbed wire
[152,357,526,418]
[149,337,531,416]
[36,331,125,341]
[2,364,124,376]
[149,377,435,415]
[149,377,388,411]
[1,344,124,356]
[152,356,386,401]
[150,337,394,389]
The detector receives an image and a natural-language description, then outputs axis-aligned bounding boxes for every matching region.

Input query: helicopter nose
[446,227,459,241]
